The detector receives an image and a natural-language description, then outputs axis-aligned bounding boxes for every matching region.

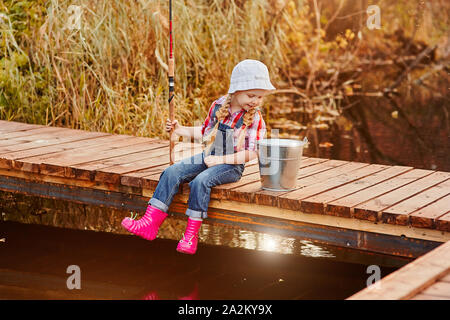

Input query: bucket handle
[302,136,309,147]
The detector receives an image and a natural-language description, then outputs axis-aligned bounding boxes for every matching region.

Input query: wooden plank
[436,213,450,233]
[13,137,166,178]
[277,162,376,211]
[71,140,192,172]
[237,164,260,178]
[296,164,390,213]
[420,281,450,298]
[347,241,450,300]
[0,122,50,146]
[68,143,173,181]
[326,169,434,220]
[232,170,260,181]
[286,162,369,190]
[210,160,268,200]
[15,134,157,164]
[231,159,345,202]
[147,158,343,203]
[0,167,135,194]
[0,126,68,140]
[353,171,450,224]
[121,148,225,188]
[121,163,171,188]
[0,128,71,150]
[93,142,199,179]
[94,144,203,184]
[0,138,35,148]
[0,126,66,140]
[7,135,144,172]
[63,140,170,180]
[2,165,449,249]
[75,141,188,174]
[142,161,260,196]
[302,166,412,218]
[0,121,41,133]
[0,130,109,156]
[229,160,358,204]
[4,131,115,159]
[0,134,128,171]
[382,179,450,226]
[409,195,450,229]
[440,273,450,283]
[201,167,262,200]
[223,180,264,203]
[0,124,51,146]
[177,159,260,191]
[411,293,449,300]
[134,146,217,190]
[294,159,348,179]
[253,157,333,206]
[300,166,413,217]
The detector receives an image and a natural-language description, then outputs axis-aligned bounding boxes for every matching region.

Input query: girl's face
[231,89,268,111]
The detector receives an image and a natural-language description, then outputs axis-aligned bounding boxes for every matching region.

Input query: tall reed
[1,0,297,137]
[1,0,448,141]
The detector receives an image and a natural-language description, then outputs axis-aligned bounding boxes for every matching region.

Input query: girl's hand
[204,155,224,168]
[165,118,180,133]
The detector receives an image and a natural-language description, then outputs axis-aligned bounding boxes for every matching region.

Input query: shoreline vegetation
[1,0,448,169]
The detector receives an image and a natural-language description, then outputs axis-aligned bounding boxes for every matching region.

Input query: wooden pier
[1,120,450,258]
[348,240,450,299]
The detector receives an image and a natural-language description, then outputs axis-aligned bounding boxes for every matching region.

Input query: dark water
[0,221,409,300]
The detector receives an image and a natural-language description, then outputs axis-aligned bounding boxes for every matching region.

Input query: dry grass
[1,0,448,141]
[1,0,295,138]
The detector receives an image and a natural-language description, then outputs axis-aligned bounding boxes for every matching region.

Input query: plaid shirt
[201,95,266,152]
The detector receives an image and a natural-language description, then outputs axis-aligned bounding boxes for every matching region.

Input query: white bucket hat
[228,59,276,94]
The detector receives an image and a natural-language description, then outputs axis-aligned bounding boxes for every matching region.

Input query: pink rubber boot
[176,218,202,255]
[121,205,168,241]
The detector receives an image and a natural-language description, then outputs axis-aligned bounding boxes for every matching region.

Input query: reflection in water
[143,283,199,300]
[139,237,336,300]
[200,225,336,258]
[260,234,278,252]
[199,224,409,269]
[299,240,336,259]
[1,221,410,299]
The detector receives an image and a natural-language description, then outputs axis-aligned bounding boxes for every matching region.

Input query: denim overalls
[149,104,246,219]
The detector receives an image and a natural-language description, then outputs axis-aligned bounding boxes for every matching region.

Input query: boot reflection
[142,291,160,300]
[178,283,199,300]
[142,283,199,300]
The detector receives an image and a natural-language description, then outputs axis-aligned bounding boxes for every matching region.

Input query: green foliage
[0,0,49,122]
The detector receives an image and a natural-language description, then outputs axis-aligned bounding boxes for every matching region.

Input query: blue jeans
[149,152,244,219]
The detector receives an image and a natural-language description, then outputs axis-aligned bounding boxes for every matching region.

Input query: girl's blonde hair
[202,93,259,155]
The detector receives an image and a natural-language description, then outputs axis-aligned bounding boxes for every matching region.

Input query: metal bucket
[257,137,308,191]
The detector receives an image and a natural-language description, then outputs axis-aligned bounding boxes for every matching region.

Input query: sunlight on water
[199,225,336,258]
[299,240,336,258]
[237,231,336,258]
[2,221,406,300]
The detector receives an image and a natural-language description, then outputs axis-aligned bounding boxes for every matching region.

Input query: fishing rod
[168,0,175,165]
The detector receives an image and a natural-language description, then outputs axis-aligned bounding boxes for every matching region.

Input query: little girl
[121,59,275,254]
